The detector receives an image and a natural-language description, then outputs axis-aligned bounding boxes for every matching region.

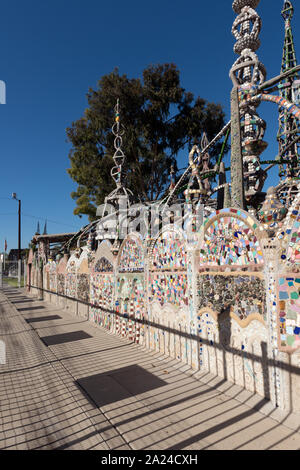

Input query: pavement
[0,285,300,450]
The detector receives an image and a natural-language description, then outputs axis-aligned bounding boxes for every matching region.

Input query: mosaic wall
[198,274,266,323]
[149,231,187,310]
[90,274,114,329]
[119,238,144,272]
[65,273,76,298]
[57,274,65,295]
[67,259,78,273]
[280,208,300,267]
[77,274,90,303]
[45,261,57,292]
[49,274,57,292]
[199,214,264,267]
[150,273,188,308]
[30,205,300,413]
[151,231,187,270]
[198,311,269,398]
[116,276,145,344]
[278,275,300,351]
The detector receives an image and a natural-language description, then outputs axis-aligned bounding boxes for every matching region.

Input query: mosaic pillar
[187,246,199,370]
[144,240,151,350]
[263,239,285,409]
[230,87,245,209]
[230,0,267,209]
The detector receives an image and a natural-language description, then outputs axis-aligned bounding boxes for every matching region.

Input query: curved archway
[118,233,144,273]
[197,209,267,332]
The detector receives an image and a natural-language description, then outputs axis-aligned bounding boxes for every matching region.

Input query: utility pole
[12,193,21,287]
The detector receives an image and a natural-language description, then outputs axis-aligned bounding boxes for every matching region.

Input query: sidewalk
[0,285,300,450]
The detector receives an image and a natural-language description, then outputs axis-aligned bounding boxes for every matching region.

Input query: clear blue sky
[0,0,299,252]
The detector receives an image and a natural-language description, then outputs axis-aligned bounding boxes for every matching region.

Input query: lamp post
[12,193,21,287]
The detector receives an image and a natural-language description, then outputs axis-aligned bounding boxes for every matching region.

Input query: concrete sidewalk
[0,286,300,450]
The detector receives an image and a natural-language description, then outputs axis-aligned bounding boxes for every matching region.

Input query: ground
[0,285,300,450]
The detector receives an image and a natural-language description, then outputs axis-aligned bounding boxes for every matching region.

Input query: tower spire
[35,222,40,235]
[229,0,267,210]
[277,0,300,179]
[104,99,133,208]
[43,220,47,235]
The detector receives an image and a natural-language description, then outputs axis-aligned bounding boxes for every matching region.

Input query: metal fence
[0,260,27,288]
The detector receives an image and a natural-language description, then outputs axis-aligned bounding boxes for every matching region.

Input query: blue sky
[0,0,299,252]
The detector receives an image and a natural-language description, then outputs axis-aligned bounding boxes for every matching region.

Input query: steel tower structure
[277,0,300,180]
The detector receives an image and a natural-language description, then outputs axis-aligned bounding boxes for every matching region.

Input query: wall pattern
[150,273,188,308]
[151,230,187,270]
[57,274,65,295]
[150,230,187,309]
[117,276,145,344]
[30,203,300,414]
[47,261,57,292]
[278,275,300,351]
[65,273,76,298]
[94,257,114,273]
[198,274,266,323]
[284,210,300,267]
[199,212,264,267]
[119,238,144,272]
[77,274,90,303]
[90,274,114,329]
[198,311,269,398]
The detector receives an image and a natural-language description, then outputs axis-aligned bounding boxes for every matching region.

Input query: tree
[67,64,227,220]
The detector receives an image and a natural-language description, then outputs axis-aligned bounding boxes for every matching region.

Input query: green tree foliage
[67,64,227,219]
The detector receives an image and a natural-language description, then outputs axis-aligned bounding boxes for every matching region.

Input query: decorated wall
[90,241,115,331]
[29,205,300,414]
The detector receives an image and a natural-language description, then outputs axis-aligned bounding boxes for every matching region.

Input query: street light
[12,193,21,288]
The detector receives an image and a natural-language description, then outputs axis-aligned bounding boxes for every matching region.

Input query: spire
[230,0,267,209]
[35,222,40,235]
[277,0,300,179]
[184,133,211,206]
[43,220,47,235]
[104,99,133,209]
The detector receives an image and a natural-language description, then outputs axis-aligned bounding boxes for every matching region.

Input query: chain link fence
[0,260,27,288]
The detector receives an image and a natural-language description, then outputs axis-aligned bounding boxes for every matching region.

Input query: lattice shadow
[41,330,92,346]
[77,364,167,407]
[26,315,62,323]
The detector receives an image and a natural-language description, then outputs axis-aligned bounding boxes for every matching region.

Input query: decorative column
[230,0,267,211]
[263,239,285,409]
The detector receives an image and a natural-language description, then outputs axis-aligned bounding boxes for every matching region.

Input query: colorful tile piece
[200,216,263,266]
[278,276,300,350]
[150,273,188,308]
[152,231,187,270]
[119,239,144,272]
[90,273,114,329]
